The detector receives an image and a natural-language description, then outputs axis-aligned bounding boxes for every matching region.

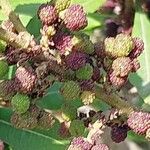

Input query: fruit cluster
[0,0,149,148]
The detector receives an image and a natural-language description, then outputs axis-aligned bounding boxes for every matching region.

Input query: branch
[94,84,138,116]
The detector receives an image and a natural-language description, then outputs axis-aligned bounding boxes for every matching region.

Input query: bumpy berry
[80,91,95,105]
[5,46,19,65]
[69,120,85,136]
[38,111,55,129]
[61,81,81,100]
[129,37,144,58]
[91,144,109,150]
[61,103,77,121]
[127,111,150,135]
[0,80,16,101]
[95,42,105,59]
[0,60,9,78]
[53,0,71,13]
[69,137,92,150]
[41,25,56,38]
[112,57,133,77]
[0,40,6,53]
[11,93,30,114]
[11,113,37,129]
[92,67,101,81]
[65,52,88,70]
[108,71,127,87]
[63,4,88,31]
[76,64,93,80]
[15,66,37,93]
[53,32,73,55]
[59,121,70,138]
[131,58,140,72]
[38,4,58,25]
[79,79,94,91]
[1,20,16,32]
[72,33,95,54]
[111,125,128,143]
[105,34,133,58]
[28,105,41,118]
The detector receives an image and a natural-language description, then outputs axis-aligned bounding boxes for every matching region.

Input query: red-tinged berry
[76,63,93,80]
[111,125,128,143]
[59,121,71,138]
[94,42,105,59]
[131,58,140,72]
[61,80,81,100]
[79,79,94,91]
[1,20,16,32]
[15,66,37,94]
[0,80,16,101]
[92,67,101,81]
[63,4,87,31]
[41,25,56,38]
[70,137,93,150]
[91,144,109,150]
[127,111,150,135]
[108,71,127,87]
[38,4,58,25]
[112,57,133,77]
[53,32,73,55]
[129,37,144,58]
[65,52,88,70]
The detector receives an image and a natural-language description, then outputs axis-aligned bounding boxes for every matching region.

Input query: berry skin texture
[69,120,85,136]
[69,137,92,150]
[0,40,6,53]
[105,34,133,58]
[0,80,16,101]
[127,111,150,135]
[61,81,81,100]
[79,79,94,91]
[38,4,58,25]
[0,60,9,79]
[11,113,38,129]
[129,37,144,58]
[53,0,71,13]
[76,64,93,80]
[61,103,77,121]
[91,144,109,150]
[111,125,128,143]
[63,4,88,31]
[53,32,73,55]
[112,57,133,77]
[38,111,55,129]
[80,91,95,105]
[65,52,88,70]
[11,93,30,114]
[131,58,140,72]
[108,71,127,87]
[15,66,37,94]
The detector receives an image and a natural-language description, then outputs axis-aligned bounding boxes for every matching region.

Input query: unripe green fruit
[61,81,81,100]
[76,64,93,80]
[0,60,9,78]
[11,93,30,114]
[61,103,77,121]
[69,119,85,136]
[0,40,6,53]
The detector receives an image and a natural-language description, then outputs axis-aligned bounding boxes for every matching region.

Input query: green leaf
[129,12,150,104]
[71,0,106,13]
[0,108,69,150]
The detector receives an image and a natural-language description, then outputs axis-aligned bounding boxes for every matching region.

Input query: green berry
[61,81,81,100]
[11,93,30,114]
[76,64,93,80]
[0,60,9,78]
[69,119,85,136]
[61,103,77,121]
[72,33,95,54]
[0,40,6,53]
[53,0,71,13]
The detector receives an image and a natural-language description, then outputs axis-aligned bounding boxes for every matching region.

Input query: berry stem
[0,27,30,48]
[94,84,138,116]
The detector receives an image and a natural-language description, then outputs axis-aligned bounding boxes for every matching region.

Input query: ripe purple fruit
[63,4,87,31]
